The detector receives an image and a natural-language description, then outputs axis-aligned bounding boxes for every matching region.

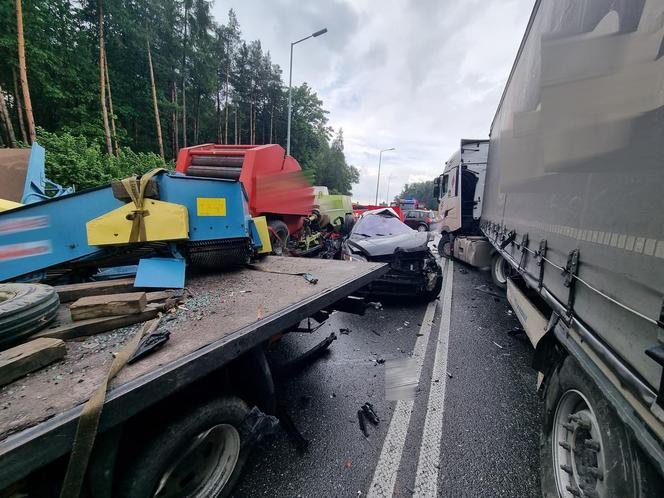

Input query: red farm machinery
[176,144,316,254]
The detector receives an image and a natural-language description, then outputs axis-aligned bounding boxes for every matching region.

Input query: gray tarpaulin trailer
[444,0,664,496]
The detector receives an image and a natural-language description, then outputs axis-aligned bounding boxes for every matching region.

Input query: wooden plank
[55,278,137,303]
[70,292,147,321]
[33,305,160,341]
[0,338,66,387]
[145,290,175,303]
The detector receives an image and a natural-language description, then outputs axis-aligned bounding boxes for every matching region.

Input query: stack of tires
[0,283,60,348]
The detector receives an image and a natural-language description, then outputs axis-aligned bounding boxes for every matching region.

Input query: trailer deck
[0,256,387,487]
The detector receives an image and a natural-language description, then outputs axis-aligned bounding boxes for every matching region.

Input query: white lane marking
[367,259,448,498]
[413,260,454,497]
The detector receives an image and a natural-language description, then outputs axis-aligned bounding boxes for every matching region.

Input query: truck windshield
[351,214,413,237]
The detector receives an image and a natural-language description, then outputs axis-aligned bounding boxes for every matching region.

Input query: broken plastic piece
[128,330,170,364]
[361,403,379,425]
[357,409,369,437]
[239,406,280,448]
[302,273,318,284]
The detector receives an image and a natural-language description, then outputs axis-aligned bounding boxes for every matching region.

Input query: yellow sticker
[196,197,227,216]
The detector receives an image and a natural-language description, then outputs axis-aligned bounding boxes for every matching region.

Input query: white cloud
[214,0,533,203]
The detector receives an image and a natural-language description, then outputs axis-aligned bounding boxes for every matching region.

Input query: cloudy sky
[213,0,534,203]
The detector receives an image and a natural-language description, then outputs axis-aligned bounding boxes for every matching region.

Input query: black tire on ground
[0,283,59,348]
[490,253,511,290]
[267,219,290,256]
[438,232,452,259]
[420,267,443,302]
[417,224,427,232]
[119,396,252,498]
[540,356,662,498]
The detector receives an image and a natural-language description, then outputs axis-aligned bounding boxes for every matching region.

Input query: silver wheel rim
[154,424,241,498]
[553,390,606,498]
[493,256,508,284]
[417,225,426,232]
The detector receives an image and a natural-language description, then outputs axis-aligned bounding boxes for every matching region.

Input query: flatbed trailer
[0,256,387,496]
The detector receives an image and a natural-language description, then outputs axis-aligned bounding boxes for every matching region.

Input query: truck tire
[540,356,662,498]
[119,396,252,498]
[416,224,427,232]
[490,253,511,290]
[0,283,59,348]
[268,220,289,256]
[438,232,452,259]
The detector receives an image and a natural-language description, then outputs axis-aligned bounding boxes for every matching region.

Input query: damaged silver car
[341,208,442,301]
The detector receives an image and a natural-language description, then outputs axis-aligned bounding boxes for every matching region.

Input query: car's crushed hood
[348,232,431,258]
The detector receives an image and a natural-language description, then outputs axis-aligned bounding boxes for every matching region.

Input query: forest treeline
[0,0,359,194]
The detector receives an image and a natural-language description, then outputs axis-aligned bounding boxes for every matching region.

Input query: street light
[287,27,328,156]
[375,147,395,205]
[385,173,394,205]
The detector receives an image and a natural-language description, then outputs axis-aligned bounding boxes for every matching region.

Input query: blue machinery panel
[0,172,256,282]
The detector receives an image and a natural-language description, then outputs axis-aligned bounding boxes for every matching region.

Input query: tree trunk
[98,1,113,155]
[248,102,253,145]
[216,88,221,143]
[172,80,179,155]
[11,68,27,143]
[147,41,165,158]
[181,3,188,148]
[15,0,36,143]
[269,105,273,144]
[234,107,238,145]
[224,73,229,144]
[103,47,119,155]
[0,85,17,147]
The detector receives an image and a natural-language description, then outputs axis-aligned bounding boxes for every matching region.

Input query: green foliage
[0,1,358,194]
[36,128,168,190]
[397,180,437,210]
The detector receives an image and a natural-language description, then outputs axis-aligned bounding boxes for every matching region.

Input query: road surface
[233,258,541,497]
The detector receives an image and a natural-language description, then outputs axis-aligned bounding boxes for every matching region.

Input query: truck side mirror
[433,177,440,199]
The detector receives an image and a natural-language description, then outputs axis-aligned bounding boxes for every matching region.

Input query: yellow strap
[59,318,161,498]
[120,168,167,244]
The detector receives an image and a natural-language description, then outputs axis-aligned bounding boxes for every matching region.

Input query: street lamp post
[375,147,395,205]
[287,27,328,156]
[386,173,394,205]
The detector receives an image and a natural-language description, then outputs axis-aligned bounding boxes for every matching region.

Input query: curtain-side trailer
[438,1,664,496]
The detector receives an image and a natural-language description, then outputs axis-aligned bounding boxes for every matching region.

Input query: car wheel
[490,253,511,290]
[420,267,443,301]
[119,396,252,498]
[268,220,290,256]
[417,224,427,232]
[541,356,662,498]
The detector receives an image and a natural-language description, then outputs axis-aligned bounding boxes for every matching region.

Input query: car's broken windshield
[352,215,413,238]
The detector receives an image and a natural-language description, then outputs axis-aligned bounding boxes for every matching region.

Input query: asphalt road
[233,259,541,497]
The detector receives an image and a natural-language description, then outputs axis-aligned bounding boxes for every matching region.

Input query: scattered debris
[368,302,383,310]
[128,330,170,364]
[492,341,504,349]
[277,405,309,452]
[376,357,385,365]
[361,402,379,425]
[340,328,351,335]
[446,371,453,379]
[371,329,381,337]
[357,409,369,437]
[458,268,468,274]
[344,460,353,469]
[272,332,337,379]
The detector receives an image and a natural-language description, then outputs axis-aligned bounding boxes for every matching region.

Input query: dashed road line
[413,259,454,497]
[366,259,448,498]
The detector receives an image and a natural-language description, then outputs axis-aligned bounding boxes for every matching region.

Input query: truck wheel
[0,283,59,348]
[119,396,252,498]
[268,220,289,256]
[490,253,511,289]
[438,232,452,259]
[417,224,427,232]
[541,356,661,498]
